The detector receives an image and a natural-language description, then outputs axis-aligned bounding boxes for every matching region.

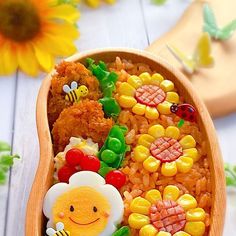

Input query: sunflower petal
[39,33,77,56]
[49,4,80,23]
[0,42,18,75]
[17,44,39,76]
[33,43,54,72]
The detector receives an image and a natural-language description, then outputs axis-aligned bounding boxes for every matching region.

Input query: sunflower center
[0,1,41,42]
[135,85,166,107]
[150,137,183,163]
[149,200,186,234]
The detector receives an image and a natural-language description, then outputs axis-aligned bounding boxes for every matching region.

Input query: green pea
[101,150,117,164]
[108,137,122,153]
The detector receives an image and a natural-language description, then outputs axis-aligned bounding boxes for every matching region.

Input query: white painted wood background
[0,0,235,235]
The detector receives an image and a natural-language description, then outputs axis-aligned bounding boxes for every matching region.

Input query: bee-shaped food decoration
[171,103,197,127]
[63,81,88,103]
[46,222,70,236]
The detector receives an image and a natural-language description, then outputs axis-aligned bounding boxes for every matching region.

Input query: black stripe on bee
[70,91,76,102]
[72,90,78,101]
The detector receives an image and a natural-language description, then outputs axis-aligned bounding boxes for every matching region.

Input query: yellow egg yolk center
[52,186,111,236]
[0,1,40,42]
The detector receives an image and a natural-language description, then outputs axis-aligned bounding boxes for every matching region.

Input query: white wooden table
[0,1,235,235]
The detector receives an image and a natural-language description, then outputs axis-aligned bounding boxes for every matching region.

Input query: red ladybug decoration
[170,103,197,122]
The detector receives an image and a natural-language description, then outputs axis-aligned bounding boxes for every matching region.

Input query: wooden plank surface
[0,0,235,235]
[0,76,16,236]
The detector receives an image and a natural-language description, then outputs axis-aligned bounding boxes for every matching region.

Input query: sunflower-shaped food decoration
[128,185,206,236]
[133,124,198,176]
[117,72,179,119]
[0,0,79,76]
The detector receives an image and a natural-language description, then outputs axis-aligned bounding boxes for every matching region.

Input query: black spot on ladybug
[182,113,187,118]
[181,106,186,111]
[190,115,194,121]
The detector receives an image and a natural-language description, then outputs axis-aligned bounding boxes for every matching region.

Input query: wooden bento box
[26,48,226,236]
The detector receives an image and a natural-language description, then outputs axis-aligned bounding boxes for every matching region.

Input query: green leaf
[0,154,19,167]
[203,4,218,31]
[225,163,236,187]
[0,141,20,185]
[0,141,11,152]
[152,0,167,5]
[0,169,6,185]
[220,19,236,39]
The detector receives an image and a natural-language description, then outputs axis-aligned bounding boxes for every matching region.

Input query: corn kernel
[139,224,157,236]
[183,148,199,162]
[148,125,165,139]
[157,101,172,115]
[165,126,180,140]
[173,232,191,236]
[186,208,206,221]
[119,95,137,108]
[179,135,196,149]
[166,92,179,104]
[161,162,177,176]
[177,194,197,211]
[151,73,164,85]
[145,107,159,120]
[139,72,151,84]
[130,197,151,215]
[184,222,205,236]
[156,232,171,236]
[143,156,160,172]
[145,189,162,204]
[138,134,155,148]
[134,145,150,162]
[128,75,143,89]
[132,103,146,115]
[160,80,174,92]
[176,156,193,173]
[128,213,150,229]
[118,82,136,96]
[163,185,180,201]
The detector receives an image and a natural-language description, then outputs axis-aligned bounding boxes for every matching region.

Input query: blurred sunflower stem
[0,0,80,76]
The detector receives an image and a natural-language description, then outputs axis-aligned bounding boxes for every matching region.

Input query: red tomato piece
[80,155,101,172]
[65,148,85,167]
[58,165,77,183]
[105,170,126,189]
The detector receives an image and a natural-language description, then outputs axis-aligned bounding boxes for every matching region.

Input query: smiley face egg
[43,171,124,236]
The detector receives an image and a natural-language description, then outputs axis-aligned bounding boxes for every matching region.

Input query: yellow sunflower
[0,0,79,76]
[117,72,179,119]
[128,185,206,236]
[133,124,199,176]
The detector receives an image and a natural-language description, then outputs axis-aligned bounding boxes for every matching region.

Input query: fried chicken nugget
[48,61,102,128]
[52,100,113,154]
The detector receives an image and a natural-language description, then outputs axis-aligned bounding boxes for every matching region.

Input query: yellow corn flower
[133,124,199,176]
[128,185,206,236]
[0,0,80,76]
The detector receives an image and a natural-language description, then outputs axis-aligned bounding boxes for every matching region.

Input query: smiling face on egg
[53,187,111,236]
